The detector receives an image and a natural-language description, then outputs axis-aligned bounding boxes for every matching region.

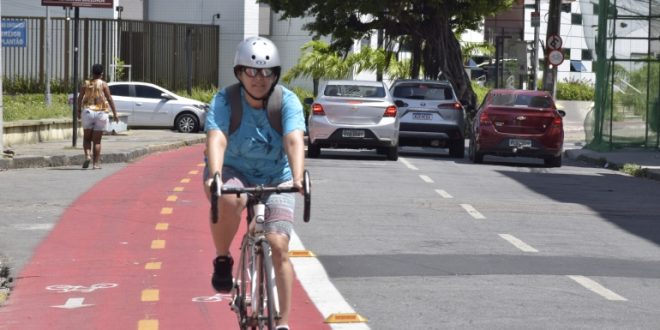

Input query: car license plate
[342,129,365,138]
[413,113,432,120]
[509,139,532,148]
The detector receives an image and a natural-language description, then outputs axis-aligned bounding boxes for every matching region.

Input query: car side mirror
[303,97,314,105]
[394,100,406,107]
[557,110,566,117]
[161,93,175,100]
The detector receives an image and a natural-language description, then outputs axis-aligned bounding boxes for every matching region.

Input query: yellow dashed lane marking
[138,319,158,330]
[145,262,162,270]
[166,195,178,202]
[173,187,184,192]
[180,178,191,183]
[160,207,173,215]
[141,289,160,302]
[188,170,199,175]
[151,240,166,249]
[155,223,169,231]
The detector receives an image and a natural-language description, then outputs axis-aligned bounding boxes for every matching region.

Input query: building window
[561,3,572,13]
[571,13,582,25]
[570,60,588,72]
[582,49,593,60]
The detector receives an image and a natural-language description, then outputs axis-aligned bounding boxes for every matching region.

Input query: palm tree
[282,40,352,95]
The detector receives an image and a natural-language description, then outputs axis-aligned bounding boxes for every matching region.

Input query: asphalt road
[296,147,660,329]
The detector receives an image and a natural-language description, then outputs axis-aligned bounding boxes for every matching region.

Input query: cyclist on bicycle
[204,36,306,330]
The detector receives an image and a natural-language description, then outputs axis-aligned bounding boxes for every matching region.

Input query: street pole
[72,7,80,147]
[531,0,540,90]
[542,0,562,97]
[45,7,52,106]
[0,3,4,152]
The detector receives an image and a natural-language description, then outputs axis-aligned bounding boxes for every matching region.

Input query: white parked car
[108,82,208,133]
[71,82,208,133]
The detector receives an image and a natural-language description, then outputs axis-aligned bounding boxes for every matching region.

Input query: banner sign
[2,20,27,48]
[41,0,113,8]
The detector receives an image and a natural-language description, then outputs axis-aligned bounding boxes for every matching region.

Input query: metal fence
[585,0,659,150]
[2,16,219,93]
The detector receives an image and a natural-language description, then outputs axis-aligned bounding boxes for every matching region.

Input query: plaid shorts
[205,166,295,238]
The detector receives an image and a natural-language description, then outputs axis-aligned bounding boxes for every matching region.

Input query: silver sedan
[305,80,400,160]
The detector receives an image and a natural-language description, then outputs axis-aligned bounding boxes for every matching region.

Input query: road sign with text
[41,0,113,8]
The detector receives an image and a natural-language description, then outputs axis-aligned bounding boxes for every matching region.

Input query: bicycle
[210,170,311,330]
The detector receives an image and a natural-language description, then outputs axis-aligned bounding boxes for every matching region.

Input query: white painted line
[460,204,486,219]
[419,175,434,183]
[290,231,370,329]
[568,275,627,301]
[498,234,539,253]
[434,189,453,199]
[13,223,55,231]
[399,157,418,170]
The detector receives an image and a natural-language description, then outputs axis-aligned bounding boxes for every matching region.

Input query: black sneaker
[211,255,233,292]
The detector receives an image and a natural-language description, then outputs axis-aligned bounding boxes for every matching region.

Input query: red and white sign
[546,34,563,50]
[547,49,565,66]
[41,0,113,8]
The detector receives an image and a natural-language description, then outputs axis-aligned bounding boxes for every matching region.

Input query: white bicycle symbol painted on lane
[192,293,233,303]
[46,283,118,293]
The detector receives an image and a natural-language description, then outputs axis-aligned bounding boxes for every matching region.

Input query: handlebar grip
[210,172,221,224]
[303,170,311,223]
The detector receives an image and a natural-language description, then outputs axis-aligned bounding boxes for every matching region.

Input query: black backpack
[226,83,283,135]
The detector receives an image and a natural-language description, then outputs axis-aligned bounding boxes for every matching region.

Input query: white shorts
[81,109,109,131]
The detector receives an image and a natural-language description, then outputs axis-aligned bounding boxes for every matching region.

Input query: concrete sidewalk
[1,129,206,170]
[1,128,659,182]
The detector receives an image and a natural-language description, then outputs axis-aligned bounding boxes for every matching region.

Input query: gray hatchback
[390,79,466,158]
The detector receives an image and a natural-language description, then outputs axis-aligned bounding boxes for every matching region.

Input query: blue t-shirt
[205,85,306,185]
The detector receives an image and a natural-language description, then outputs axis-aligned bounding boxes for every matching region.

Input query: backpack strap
[227,83,243,135]
[266,85,283,135]
[227,83,283,136]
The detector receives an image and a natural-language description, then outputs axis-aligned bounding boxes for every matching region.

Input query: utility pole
[1,2,4,152]
[530,0,541,90]
[45,7,52,106]
[542,0,562,97]
[72,7,80,147]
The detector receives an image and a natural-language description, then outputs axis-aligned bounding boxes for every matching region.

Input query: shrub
[556,78,595,101]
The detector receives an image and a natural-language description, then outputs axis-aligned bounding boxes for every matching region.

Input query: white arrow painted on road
[52,297,94,309]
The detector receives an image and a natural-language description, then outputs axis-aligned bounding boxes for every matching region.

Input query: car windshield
[324,85,385,98]
[490,93,553,108]
[392,83,453,100]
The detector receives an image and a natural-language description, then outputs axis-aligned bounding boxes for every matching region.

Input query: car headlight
[194,103,210,112]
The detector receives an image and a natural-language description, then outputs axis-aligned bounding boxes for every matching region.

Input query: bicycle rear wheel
[255,240,277,329]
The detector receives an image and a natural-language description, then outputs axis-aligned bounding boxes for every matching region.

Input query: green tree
[282,40,352,95]
[261,0,513,112]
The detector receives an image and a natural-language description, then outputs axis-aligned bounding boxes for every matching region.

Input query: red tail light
[552,115,563,127]
[312,103,325,116]
[479,112,491,125]
[384,105,397,117]
[438,102,462,110]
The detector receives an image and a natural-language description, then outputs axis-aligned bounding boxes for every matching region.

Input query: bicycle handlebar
[210,170,311,224]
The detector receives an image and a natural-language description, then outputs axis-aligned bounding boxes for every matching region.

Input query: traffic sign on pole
[547,34,563,50]
[547,49,564,66]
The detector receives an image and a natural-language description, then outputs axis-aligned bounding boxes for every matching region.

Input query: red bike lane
[0,144,328,330]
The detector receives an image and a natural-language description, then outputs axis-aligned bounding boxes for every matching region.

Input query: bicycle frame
[209,170,311,330]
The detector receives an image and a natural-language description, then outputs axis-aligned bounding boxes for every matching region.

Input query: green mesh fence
[584,0,660,150]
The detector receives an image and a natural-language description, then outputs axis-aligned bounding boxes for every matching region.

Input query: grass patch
[3,94,71,122]
[621,163,647,177]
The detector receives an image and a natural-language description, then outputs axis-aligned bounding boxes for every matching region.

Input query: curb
[0,136,206,170]
[564,149,660,182]
[0,254,11,306]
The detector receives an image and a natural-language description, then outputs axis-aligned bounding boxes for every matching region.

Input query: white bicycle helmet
[233,36,281,69]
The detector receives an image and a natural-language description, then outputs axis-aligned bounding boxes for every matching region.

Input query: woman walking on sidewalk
[76,64,118,169]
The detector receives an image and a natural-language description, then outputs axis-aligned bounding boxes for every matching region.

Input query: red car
[469,89,565,167]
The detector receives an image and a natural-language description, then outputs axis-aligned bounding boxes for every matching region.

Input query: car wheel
[449,139,465,158]
[175,113,200,133]
[544,155,562,167]
[307,142,320,158]
[386,146,399,161]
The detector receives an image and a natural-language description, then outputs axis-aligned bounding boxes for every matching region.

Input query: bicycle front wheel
[256,240,277,329]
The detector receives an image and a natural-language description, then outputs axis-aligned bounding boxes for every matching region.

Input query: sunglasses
[242,67,275,78]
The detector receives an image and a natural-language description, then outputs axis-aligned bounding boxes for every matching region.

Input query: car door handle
[135,103,143,106]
